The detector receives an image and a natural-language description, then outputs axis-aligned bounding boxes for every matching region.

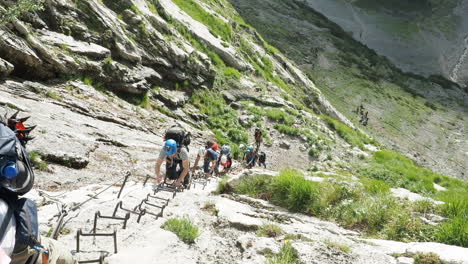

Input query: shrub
[361,178,390,194]
[161,217,199,244]
[214,178,232,194]
[435,216,467,247]
[413,252,441,264]
[234,174,273,199]
[308,148,320,158]
[257,224,283,238]
[266,242,300,264]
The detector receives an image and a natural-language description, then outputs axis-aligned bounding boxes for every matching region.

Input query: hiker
[191,141,218,178]
[217,144,232,174]
[155,125,191,188]
[257,151,267,169]
[154,139,190,188]
[0,112,76,264]
[244,145,257,168]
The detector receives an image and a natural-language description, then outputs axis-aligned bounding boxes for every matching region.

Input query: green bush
[266,242,300,264]
[257,224,283,238]
[235,174,272,199]
[413,252,441,264]
[161,217,199,244]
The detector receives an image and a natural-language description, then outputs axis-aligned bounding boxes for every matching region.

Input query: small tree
[0,0,45,24]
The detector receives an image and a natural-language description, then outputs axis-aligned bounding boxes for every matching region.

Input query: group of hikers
[154,125,267,189]
[1,115,268,264]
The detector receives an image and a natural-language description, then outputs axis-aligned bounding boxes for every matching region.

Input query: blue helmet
[163,139,177,155]
[247,145,254,153]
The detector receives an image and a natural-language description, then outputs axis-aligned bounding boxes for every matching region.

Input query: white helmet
[198,147,206,157]
[239,144,245,149]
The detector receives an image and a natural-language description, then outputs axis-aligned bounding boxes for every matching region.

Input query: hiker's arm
[177,160,190,184]
[191,155,200,172]
[210,160,216,174]
[155,158,164,184]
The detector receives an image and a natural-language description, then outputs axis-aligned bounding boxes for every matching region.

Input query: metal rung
[93,211,130,233]
[134,199,164,219]
[153,184,179,198]
[78,253,106,264]
[113,201,146,223]
[76,228,118,254]
[146,194,170,206]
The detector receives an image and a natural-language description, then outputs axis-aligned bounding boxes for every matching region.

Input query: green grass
[29,152,48,171]
[232,169,467,246]
[323,239,351,253]
[190,90,247,158]
[161,217,199,244]
[257,224,283,238]
[322,115,373,149]
[413,252,441,264]
[171,0,232,42]
[265,242,300,264]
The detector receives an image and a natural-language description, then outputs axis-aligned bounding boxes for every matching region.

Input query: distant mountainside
[229,0,468,180]
[303,0,468,87]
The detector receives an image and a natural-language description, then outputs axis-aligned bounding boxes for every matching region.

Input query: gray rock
[279,140,291,149]
[0,57,14,77]
[156,89,189,108]
[37,30,111,59]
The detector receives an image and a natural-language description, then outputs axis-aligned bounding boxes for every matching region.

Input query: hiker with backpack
[154,125,191,188]
[191,141,218,178]
[0,112,76,264]
[216,144,232,174]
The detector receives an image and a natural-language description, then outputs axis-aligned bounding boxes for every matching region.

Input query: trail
[450,35,468,83]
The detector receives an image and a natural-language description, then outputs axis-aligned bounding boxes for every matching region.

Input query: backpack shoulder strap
[0,203,14,244]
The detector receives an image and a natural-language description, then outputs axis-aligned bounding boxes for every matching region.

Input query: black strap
[0,204,14,244]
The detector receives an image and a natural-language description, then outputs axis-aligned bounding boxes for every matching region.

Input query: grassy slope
[228,0,467,180]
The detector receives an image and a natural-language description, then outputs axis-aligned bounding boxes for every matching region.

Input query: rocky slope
[1,0,467,263]
[229,0,468,181]
[26,170,468,264]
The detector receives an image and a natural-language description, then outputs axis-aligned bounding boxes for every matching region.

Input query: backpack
[164,125,191,148]
[259,152,266,163]
[221,145,231,155]
[0,122,34,196]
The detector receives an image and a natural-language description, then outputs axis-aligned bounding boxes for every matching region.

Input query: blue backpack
[0,117,39,253]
